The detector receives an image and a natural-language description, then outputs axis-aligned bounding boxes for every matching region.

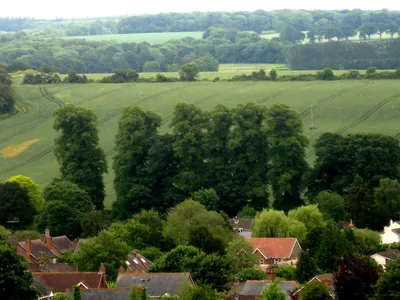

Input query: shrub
[270,69,278,81]
[316,68,335,80]
[235,268,266,281]
[276,265,296,280]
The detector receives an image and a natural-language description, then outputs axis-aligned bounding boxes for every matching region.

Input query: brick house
[246,238,302,267]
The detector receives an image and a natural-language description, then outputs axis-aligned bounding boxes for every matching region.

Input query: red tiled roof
[18,240,57,260]
[28,263,78,273]
[33,272,105,293]
[126,252,152,273]
[246,238,299,258]
[224,296,261,300]
[52,236,74,254]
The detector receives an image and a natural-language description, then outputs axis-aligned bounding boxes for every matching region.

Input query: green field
[2,80,400,208]
[62,31,204,44]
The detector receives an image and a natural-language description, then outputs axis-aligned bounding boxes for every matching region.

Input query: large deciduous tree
[313,191,347,222]
[288,205,325,232]
[113,106,162,219]
[228,103,270,213]
[6,175,44,212]
[267,104,308,211]
[373,256,400,299]
[261,282,286,300]
[295,249,318,283]
[0,243,38,299]
[53,105,107,209]
[299,281,331,300]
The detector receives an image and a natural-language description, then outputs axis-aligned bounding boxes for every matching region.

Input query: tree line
[0,67,15,114]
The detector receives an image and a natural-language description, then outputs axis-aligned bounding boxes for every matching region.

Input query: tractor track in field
[305,91,400,159]
[105,83,257,157]
[255,82,317,105]
[0,84,189,174]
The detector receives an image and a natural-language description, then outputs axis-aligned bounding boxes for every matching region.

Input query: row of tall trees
[112,102,309,219]
[0,67,15,114]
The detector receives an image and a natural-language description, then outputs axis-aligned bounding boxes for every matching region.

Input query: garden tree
[359,23,378,39]
[344,176,375,229]
[132,209,173,251]
[340,25,357,40]
[299,281,331,300]
[53,293,70,300]
[261,282,285,300]
[252,209,307,242]
[0,225,8,240]
[113,106,162,219]
[35,200,82,238]
[280,25,306,43]
[276,265,296,280]
[226,236,258,273]
[295,250,318,283]
[0,181,36,229]
[179,63,199,81]
[171,103,206,194]
[334,256,381,300]
[80,210,113,238]
[235,268,266,281]
[288,205,325,233]
[315,222,354,272]
[140,247,164,261]
[44,179,93,212]
[237,205,257,218]
[57,250,76,267]
[386,23,400,38]
[228,103,269,213]
[373,256,400,299]
[164,200,232,245]
[0,243,38,299]
[188,225,226,254]
[267,104,308,211]
[353,229,381,255]
[105,220,152,250]
[6,175,44,212]
[180,285,222,300]
[0,83,15,114]
[190,253,231,291]
[74,230,131,281]
[190,188,219,211]
[130,286,142,300]
[53,105,107,209]
[374,178,400,227]
[149,245,201,272]
[313,191,347,222]
[11,230,40,242]
[73,285,81,300]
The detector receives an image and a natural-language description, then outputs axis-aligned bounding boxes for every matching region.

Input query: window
[133,259,139,264]
[274,259,279,264]
[126,261,130,266]
[260,259,264,265]
[140,258,146,263]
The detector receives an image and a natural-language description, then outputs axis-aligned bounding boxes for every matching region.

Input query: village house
[291,274,335,299]
[246,238,302,268]
[371,249,400,269]
[116,272,194,297]
[230,217,253,238]
[225,280,299,300]
[125,251,152,273]
[381,220,400,244]
[33,264,108,299]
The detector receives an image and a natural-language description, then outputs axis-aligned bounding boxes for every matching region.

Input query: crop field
[2,80,400,207]
[62,31,204,44]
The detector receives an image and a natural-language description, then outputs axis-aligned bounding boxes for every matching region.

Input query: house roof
[230,280,298,300]
[79,289,130,300]
[239,231,253,238]
[126,252,152,273]
[33,272,105,293]
[292,274,335,298]
[374,250,400,261]
[230,218,253,230]
[116,272,194,296]
[391,228,400,235]
[246,238,300,259]
[314,273,333,283]
[52,236,74,254]
[28,263,78,273]
[18,240,57,260]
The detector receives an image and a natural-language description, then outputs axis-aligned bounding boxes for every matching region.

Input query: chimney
[132,251,137,257]
[73,239,78,251]
[349,219,354,227]
[118,266,125,273]
[45,229,52,251]
[25,240,32,262]
[234,216,239,225]
[390,219,394,226]
[267,268,276,281]
[233,277,240,286]
[99,263,106,274]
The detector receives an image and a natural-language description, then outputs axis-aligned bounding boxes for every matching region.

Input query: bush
[100,69,139,83]
[140,247,164,261]
[316,68,335,80]
[366,67,377,79]
[235,268,266,281]
[341,69,360,79]
[212,77,220,82]
[276,265,296,280]
[270,69,278,81]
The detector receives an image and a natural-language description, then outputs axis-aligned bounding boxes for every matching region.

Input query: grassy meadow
[62,31,204,44]
[2,79,400,207]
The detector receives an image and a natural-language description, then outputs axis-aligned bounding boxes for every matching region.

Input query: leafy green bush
[235,268,266,281]
[276,265,296,280]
